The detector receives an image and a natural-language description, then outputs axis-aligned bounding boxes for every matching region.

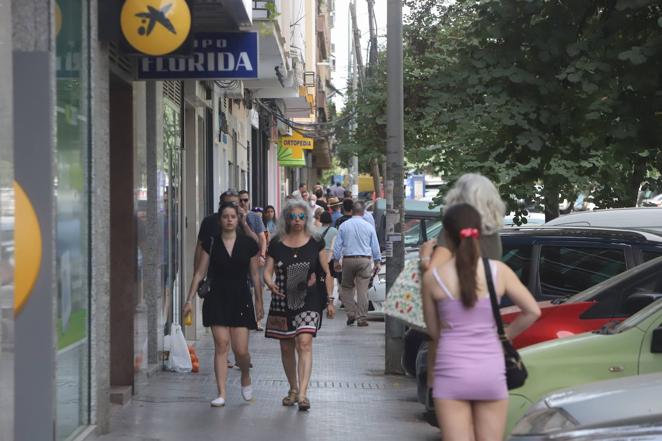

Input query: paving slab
[87,305,439,441]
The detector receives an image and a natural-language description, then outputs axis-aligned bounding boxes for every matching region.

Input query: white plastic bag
[166,323,192,373]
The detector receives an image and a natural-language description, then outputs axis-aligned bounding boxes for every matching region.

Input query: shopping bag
[383,258,426,330]
[166,323,192,373]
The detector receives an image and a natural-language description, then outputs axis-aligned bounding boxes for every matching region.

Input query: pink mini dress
[431,261,507,401]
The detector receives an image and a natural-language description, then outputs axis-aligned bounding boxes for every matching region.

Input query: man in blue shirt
[333,201,381,327]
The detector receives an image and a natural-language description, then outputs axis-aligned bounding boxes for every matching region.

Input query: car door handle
[609,365,624,373]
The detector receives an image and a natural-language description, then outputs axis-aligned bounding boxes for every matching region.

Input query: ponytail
[442,204,483,308]
[455,236,480,308]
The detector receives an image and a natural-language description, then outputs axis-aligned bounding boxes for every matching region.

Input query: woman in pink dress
[422,204,540,441]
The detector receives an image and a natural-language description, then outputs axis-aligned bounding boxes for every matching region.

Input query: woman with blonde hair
[263,199,336,411]
[420,173,506,269]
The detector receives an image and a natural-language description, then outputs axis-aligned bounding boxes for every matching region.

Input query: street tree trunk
[370,158,381,198]
[543,182,560,222]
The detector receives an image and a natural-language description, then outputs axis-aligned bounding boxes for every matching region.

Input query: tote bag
[383,258,426,330]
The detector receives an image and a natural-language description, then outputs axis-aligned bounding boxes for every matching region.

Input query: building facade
[1,0,334,440]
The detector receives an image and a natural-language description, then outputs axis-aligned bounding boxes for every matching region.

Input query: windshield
[403,219,443,248]
[612,298,662,334]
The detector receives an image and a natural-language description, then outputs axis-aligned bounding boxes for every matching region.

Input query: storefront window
[161,99,182,341]
[55,0,90,438]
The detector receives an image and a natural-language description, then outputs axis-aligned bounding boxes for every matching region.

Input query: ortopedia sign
[278,132,314,167]
[280,132,314,150]
[121,0,191,56]
[138,32,258,79]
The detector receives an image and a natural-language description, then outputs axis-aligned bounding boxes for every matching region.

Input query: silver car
[509,373,662,440]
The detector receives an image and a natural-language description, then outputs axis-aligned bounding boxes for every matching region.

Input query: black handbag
[196,237,214,299]
[483,257,528,390]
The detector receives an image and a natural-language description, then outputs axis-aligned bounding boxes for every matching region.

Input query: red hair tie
[459,228,480,239]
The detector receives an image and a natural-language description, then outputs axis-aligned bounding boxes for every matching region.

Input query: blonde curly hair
[444,173,505,236]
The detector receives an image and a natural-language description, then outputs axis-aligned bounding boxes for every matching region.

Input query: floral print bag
[384,258,426,330]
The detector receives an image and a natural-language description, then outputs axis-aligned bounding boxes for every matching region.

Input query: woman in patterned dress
[263,199,336,411]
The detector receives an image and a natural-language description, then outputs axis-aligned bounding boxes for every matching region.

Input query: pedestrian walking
[194,189,259,368]
[331,181,345,198]
[263,199,336,411]
[421,203,540,440]
[319,211,338,298]
[238,190,267,263]
[334,198,354,229]
[262,205,278,242]
[328,197,342,224]
[332,201,381,327]
[184,202,264,407]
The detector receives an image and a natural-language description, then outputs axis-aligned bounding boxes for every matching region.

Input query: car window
[539,246,627,298]
[426,220,442,242]
[403,219,423,248]
[580,259,662,319]
[613,299,662,334]
[502,245,532,285]
[643,250,662,262]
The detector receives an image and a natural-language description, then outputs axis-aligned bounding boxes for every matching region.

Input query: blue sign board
[137,32,258,80]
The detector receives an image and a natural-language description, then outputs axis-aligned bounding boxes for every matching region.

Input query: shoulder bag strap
[483,257,506,339]
[205,237,215,276]
[321,226,331,240]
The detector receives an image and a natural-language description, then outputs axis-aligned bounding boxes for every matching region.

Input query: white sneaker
[241,385,253,401]
[210,396,226,407]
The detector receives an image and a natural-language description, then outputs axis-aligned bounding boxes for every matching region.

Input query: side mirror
[652,327,662,354]
[623,293,662,316]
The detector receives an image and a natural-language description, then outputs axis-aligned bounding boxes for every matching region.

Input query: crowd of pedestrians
[184,175,541,441]
[185,182,380,411]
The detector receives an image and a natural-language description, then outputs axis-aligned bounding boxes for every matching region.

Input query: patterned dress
[265,237,326,339]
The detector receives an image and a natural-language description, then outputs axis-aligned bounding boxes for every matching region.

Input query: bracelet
[327,296,335,302]
[421,256,431,261]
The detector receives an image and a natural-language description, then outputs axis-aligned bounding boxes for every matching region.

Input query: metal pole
[385,0,405,374]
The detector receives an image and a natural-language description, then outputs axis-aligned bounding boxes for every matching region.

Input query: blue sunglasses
[289,213,306,220]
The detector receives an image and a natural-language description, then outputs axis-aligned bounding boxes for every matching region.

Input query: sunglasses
[240,198,249,202]
[289,213,306,220]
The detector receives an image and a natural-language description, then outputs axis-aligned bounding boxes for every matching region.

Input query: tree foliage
[336,0,662,219]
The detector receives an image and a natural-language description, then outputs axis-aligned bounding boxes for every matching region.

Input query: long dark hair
[263,205,276,227]
[442,203,482,308]
[217,202,239,230]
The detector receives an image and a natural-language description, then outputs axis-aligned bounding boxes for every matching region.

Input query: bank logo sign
[138,32,259,80]
[121,0,191,56]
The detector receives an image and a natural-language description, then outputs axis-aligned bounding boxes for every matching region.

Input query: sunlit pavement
[87,298,439,441]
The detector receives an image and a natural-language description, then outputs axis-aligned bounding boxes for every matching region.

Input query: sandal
[298,397,310,411]
[282,389,298,406]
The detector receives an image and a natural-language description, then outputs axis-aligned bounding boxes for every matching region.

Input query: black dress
[201,234,259,328]
[265,237,326,339]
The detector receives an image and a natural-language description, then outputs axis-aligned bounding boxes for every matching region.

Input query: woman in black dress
[263,199,336,411]
[184,203,263,407]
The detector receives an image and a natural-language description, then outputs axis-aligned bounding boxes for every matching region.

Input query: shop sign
[280,131,314,150]
[121,0,191,56]
[278,138,306,168]
[137,32,259,80]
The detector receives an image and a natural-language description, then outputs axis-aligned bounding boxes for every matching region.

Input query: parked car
[508,372,662,440]
[545,207,662,234]
[367,262,386,318]
[371,198,441,249]
[521,414,662,441]
[642,193,662,208]
[504,298,662,436]
[502,255,662,349]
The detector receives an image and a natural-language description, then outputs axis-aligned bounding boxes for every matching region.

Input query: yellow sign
[280,131,314,150]
[13,181,42,316]
[121,0,191,56]
[55,2,62,37]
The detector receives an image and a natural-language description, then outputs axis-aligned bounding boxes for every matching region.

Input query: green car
[506,298,662,437]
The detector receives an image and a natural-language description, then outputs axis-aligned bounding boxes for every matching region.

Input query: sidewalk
[88,305,439,441]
